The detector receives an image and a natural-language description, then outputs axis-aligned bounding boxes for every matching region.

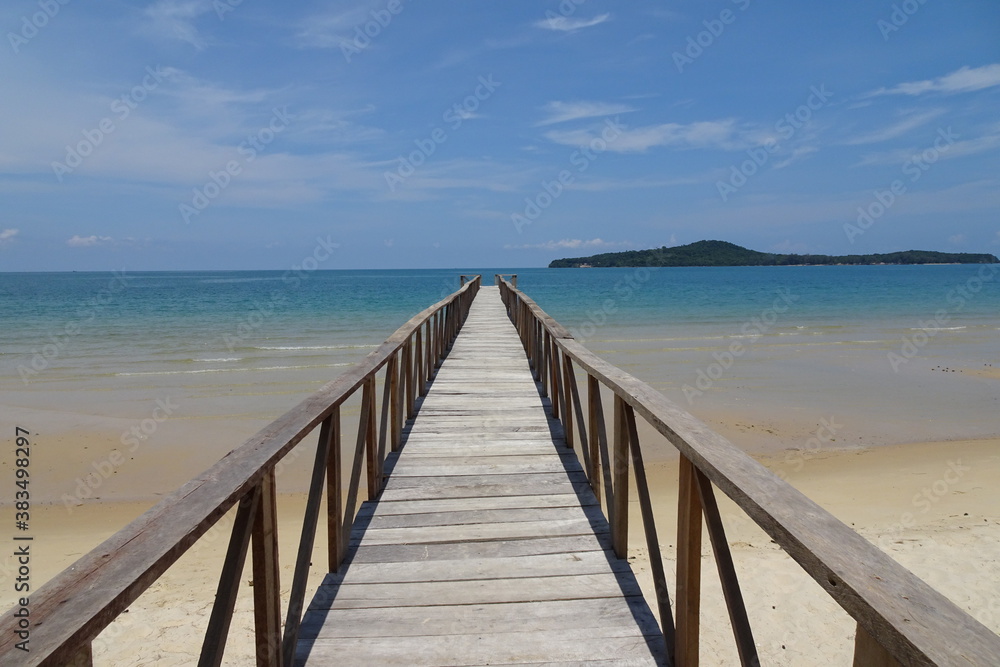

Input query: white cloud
[545,119,745,152]
[845,109,945,145]
[536,101,637,126]
[67,235,114,247]
[505,238,631,251]
[535,13,611,32]
[870,64,1000,97]
[0,228,18,245]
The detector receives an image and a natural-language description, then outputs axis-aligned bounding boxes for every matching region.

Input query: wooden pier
[294,286,663,664]
[2,274,999,666]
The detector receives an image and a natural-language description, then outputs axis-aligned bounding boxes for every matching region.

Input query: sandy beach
[2,431,997,666]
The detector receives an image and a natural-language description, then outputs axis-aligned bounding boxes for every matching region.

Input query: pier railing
[497,277,1000,667]
[0,276,481,667]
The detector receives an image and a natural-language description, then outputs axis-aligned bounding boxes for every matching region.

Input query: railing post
[252,469,282,667]
[326,406,344,572]
[281,411,336,666]
[199,486,261,667]
[587,375,602,498]
[364,376,379,500]
[676,454,703,667]
[853,623,904,667]
[560,351,574,448]
[611,394,629,559]
[67,644,93,667]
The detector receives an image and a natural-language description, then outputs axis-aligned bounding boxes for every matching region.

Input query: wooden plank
[348,518,606,547]
[361,505,599,530]
[299,597,659,638]
[322,551,635,585]
[296,629,661,666]
[355,494,596,517]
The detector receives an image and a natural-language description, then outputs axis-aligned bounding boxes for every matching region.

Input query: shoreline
[2,435,997,665]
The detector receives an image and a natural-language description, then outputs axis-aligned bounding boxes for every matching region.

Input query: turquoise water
[1,266,998,488]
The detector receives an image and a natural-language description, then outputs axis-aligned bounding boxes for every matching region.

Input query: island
[548,240,1000,268]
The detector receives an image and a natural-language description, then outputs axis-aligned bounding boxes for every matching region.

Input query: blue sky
[1,0,998,271]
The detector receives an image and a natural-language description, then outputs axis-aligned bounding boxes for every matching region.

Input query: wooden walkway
[295,286,665,665]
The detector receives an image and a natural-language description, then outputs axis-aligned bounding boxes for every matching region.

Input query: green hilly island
[548,240,1000,268]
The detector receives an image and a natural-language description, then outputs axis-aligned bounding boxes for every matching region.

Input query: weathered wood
[295,286,662,666]
[251,469,282,667]
[199,486,261,667]
[676,454,703,667]
[624,402,675,660]
[498,276,1000,666]
[0,277,482,666]
[299,597,657,639]
[325,407,344,572]
[853,622,904,667]
[695,468,758,667]
[66,643,92,667]
[280,412,335,666]
[611,394,630,559]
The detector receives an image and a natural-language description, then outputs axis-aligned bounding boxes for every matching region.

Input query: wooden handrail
[497,277,1000,667]
[0,276,481,667]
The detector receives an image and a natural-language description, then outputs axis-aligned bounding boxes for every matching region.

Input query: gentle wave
[910,326,967,331]
[115,362,353,377]
[194,357,242,362]
[255,345,377,351]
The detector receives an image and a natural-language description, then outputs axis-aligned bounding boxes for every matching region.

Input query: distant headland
[548,240,1000,268]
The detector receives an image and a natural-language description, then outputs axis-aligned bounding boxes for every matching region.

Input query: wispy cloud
[295,1,391,49]
[536,101,637,126]
[67,235,114,247]
[0,228,19,245]
[545,119,746,152]
[845,109,945,145]
[772,146,818,169]
[855,128,1000,166]
[535,13,611,32]
[505,238,630,251]
[142,0,215,49]
[869,63,1000,97]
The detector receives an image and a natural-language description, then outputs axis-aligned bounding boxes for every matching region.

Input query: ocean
[2,265,998,499]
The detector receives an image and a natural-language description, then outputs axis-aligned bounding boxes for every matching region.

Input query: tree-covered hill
[548,240,999,268]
